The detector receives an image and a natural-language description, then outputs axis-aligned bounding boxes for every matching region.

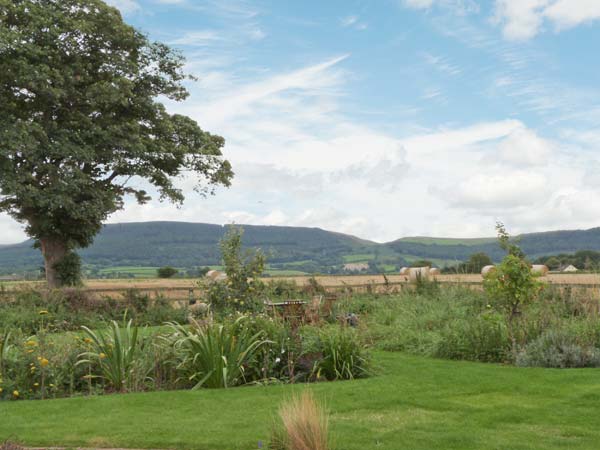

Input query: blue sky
[3,0,600,243]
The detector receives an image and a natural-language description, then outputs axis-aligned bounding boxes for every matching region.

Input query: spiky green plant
[78,320,146,392]
[168,316,268,389]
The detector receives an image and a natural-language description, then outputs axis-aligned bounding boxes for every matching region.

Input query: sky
[3,0,600,244]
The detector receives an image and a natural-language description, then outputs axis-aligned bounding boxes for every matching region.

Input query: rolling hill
[2,221,600,275]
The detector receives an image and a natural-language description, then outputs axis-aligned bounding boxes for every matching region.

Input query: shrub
[516,329,600,368]
[157,266,178,278]
[205,225,266,314]
[270,391,330,450]
[53,252,82,287]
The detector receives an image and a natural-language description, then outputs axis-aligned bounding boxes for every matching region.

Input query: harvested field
[3,273,600,302]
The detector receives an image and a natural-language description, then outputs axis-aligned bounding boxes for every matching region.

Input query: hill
[0,222,376,275]
[3,222,600,276]
[387,228,600,263]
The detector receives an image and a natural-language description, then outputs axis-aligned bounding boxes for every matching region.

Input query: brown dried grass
[270,390,330,450]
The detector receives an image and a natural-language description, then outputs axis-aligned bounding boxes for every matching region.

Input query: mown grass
[3,351,600,449]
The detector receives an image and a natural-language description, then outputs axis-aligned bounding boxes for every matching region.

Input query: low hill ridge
[2,221,600,274]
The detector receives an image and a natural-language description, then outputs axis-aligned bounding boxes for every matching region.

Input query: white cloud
[494,128,554,167]
[3,48,600,246]
[403,0,435,8]
[402,0,479,14]
[169,31,223,47]
[449,172,550,209]
[104,0,140,14]
[494,0,600,40]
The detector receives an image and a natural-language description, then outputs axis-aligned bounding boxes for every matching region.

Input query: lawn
[3,351,600,450]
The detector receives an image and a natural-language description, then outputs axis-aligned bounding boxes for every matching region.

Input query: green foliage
[206,226,266,313]
[483,254,541,320]
[516,329,600,368]
[167,316,268,389]
[0,0,232,286]
[302,325,369,380]
[156,266,178,278]
[456,252,493,273]
[484,223,541,327]
[536,250,600,271]
[53,252,82,287]
[0,289,186,335]
[434,310,510,363]
[410,260,433,268]
[78,320,147,392]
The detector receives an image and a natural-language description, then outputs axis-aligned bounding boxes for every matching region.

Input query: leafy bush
[157,266,178,278]
[516,329,600,368]
[205,225,266,314]
[53,252,82,287]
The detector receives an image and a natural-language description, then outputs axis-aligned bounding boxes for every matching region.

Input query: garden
[4,227,600,448]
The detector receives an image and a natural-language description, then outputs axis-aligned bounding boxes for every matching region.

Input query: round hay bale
[399,267,409,275]
[206,270,227,282]
[189,302,209,315]
[408,267,430,283]
[481,265,496,276]
[531,264,549,276]
[429,267,440,276]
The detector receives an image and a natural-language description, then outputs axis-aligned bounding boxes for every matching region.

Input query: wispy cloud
[339,15,368,30]
[422,52,462,76]
[169,30,223,47]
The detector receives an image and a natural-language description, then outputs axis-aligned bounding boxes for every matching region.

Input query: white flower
[275,357,281,363]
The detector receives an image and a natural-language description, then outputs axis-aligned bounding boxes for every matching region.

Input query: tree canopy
[0,0,233,287]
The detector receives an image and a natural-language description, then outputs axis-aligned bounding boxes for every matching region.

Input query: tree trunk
[40,237,67,289]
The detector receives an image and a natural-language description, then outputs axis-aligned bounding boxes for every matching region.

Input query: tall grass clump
[302,325,369,380]
[270,390,331,450]
[167,316,268,388]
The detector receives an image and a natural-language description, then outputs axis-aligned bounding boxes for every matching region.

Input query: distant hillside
[2,222,600,275]
[0,222,375,274]
[387,228,600,262]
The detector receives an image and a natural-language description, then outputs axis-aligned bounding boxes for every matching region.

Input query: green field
[3,351,600,449]
[342,253,376,263]
[401,254,461,267]
[97,266,166,277]
[398,236,496,246]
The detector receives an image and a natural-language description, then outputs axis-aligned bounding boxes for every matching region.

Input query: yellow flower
[84,337,93,344]
[49,383,55,388]
[40,357,49,367]
[25,340,37,347]
[12,390,19,398]
[99,353,106,359]
[39,310,49,315]
[33,383,39,387]
[27,349,34,354]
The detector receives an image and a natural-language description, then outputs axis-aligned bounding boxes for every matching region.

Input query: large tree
[0,0,233,287]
